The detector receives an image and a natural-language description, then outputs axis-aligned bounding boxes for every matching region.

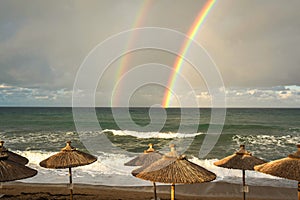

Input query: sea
[0,107,299,188]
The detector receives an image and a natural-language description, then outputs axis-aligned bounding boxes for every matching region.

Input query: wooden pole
[69,167,73,200]
[242,169,246,200]
[0,182,4,198]
[171,183,175,200]
[298,181,300,200]
[152,182,157,200]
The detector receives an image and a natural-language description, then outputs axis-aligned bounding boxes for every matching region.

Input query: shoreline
[0,181,296,200]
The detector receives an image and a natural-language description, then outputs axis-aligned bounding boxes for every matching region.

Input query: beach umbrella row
[128,144,300,200]
[1,140,300,200]
[0,140,97,200]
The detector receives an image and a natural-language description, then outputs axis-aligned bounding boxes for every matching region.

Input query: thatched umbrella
[0,141,29,165]
[125,143,162,166]
[214,145,266,200]
[254,144,300,200]
[125,144,162,200]
[133,144,216,200]
[39,141,97,200]
[0,152,37,182]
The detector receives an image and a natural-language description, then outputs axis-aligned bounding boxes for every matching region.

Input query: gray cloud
[201,0,300,87]
[0,0,299,106]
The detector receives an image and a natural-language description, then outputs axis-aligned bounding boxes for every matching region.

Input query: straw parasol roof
[214,144,266,170]
[133,144,216,200]
[124,143,162,166]
[40,141,97,169]
[255,144,300,200]
[214,145,266,200]
[0,141,29,165]
[39,141,97,200]
[254,144,300,181]
[134,154,216,183]
[125,144,162,200]
[0,153,37,182]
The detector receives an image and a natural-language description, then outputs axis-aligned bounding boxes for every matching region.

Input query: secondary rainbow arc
[162,0,217,108]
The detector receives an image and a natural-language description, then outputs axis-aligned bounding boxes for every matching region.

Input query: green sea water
[0,107,298,160]
[0,107,299,186]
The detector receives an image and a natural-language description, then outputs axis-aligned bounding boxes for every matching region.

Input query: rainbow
[115,0,152,80]
[162,0,217,108]
[112,1,153,106]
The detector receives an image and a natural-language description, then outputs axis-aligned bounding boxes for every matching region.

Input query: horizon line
[0,106,299,109]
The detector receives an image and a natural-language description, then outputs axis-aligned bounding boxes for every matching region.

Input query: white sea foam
[231,134,299,160]
[15,150,297,188]
[103,129,203,139]
[17,150,153,185]
[232,134,300,147]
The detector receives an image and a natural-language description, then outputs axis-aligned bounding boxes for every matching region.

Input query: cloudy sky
[0,0,299,107]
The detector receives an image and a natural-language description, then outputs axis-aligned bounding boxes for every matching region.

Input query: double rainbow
[162,0,217,107]
[112,0,217,107]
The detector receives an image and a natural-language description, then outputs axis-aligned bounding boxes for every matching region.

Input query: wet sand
[0,181,296,200]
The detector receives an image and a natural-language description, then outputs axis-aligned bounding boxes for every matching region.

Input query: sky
[0,0,299,107]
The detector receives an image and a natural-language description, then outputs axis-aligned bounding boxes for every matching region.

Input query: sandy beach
[0,181,296,200]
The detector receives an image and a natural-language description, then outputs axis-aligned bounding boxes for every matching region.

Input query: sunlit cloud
[0,84,13,89]
[0,83,71,106]
[225,85,300,107]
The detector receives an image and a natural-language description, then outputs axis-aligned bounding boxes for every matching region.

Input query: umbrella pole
[298,181,300,200]
[152,182,157,200]
[242,169,245,200]
[69,167,73,200]
[171,183,175,200]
